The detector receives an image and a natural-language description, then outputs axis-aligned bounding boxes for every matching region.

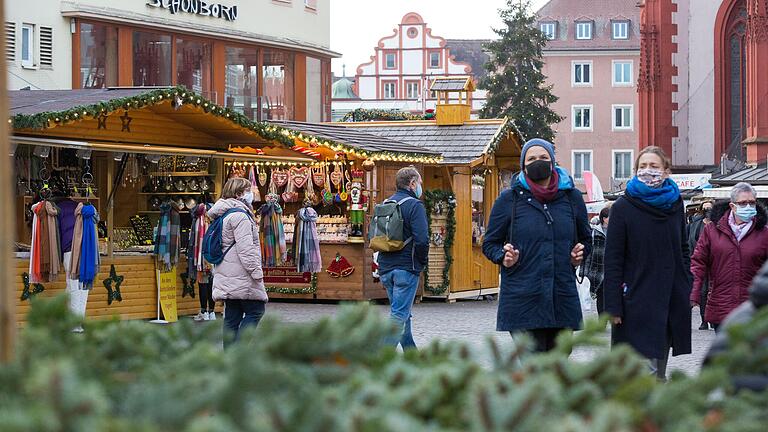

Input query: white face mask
[241,191,254,204]
[636,168,665,188]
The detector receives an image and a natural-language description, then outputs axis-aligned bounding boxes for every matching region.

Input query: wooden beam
[0,3,15,363]
[117,28,133,86]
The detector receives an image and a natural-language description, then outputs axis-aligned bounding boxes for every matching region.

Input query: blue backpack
[202,208,253,266]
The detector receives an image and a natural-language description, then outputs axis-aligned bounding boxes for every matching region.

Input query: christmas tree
[480,0,563,142]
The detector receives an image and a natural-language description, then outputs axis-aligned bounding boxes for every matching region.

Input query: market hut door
[472,168,499,290]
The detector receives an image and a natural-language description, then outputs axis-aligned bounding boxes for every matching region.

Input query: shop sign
[263,266,312,284]
[156,266,179,322]
[147,0,238,22]
[670,173,712,190]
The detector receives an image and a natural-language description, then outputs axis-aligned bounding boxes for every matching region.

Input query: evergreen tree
[480,0,563,142]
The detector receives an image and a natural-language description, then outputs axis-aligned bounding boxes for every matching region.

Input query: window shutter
[39,26,53,68]
[5,22,15,61]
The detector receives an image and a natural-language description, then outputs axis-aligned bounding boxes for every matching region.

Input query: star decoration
[97,112,108,130]
[20,272,45,301]
[120,111,132,132]
[102,264,124,305]
[181,273,196,298]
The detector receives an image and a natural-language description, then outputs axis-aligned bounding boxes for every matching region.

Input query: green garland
[265,273,318,295]
[340,108,426,122]
[21,272,45,301]
[422,190,457,295]
[10,86,442,164]
[486,117,525,155]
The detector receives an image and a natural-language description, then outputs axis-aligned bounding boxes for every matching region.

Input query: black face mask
[703,209,712,220]
[525,160,553,181]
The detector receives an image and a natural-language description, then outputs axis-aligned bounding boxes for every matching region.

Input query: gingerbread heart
[330,170,343,187]
[291,167,309,189]
[282,191,299,203]
[258,167,267,187]
[272,169,289,188]
[313,169,325,188]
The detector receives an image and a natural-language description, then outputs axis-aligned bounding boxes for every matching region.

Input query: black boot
[699,321,709,330]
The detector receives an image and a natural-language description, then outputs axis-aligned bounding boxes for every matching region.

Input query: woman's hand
[570,243,585,266]
[611,316,622,325]
[502,243,519,268]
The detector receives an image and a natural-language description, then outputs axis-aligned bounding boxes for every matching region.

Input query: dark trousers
[512,328,564,352]
[198,282,215,312]
[223,299,265,347]
[595,284,605,315]
[712,323,721,333]
[699,281,709,323]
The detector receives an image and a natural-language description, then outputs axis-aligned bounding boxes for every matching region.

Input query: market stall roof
[709,163,768,186]
[268,120,441,158]
[340,118,522,165]
[8,87,441,163]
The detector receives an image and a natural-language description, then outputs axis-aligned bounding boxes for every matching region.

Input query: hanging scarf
[155,202,181,271]
[79,204,100,289]
[525,169,560,203]
[626,177,680,210]
[294,207,322,273]
[69,203,84,280]
[29,202,44,283]
[44,201,62,281]
[187,203,210,283]
[29,200,62,283]
[259,200,286,267]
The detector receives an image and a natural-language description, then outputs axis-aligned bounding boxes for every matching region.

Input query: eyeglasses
[733,200,757,207]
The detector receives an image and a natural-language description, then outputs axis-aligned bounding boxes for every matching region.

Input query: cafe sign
[147,0,238,22]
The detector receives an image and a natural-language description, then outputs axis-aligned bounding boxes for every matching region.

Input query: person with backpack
[604,146,693,381]
[580,205,610,314]
[482,138,591,353]
[372,166,429,350]
[206,177,266,346]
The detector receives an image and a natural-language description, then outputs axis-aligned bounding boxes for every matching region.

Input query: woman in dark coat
[483,138,591,352]
[604,146,693,380]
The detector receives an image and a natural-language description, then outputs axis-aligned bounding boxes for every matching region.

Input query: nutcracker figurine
[347,169,368,242]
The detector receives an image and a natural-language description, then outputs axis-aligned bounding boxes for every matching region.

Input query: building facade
[332,12,488,120]
[638,0,768,168]
[5,0,336,122]
[537,0,641,191]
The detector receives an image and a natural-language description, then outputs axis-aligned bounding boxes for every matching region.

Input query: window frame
[20,23,35,68]
[304,0,317,11]
[383,51,397,70]
[575,21,593,40]
[572,150,594,181]
[405,80,420,100]
[428,51,441,69]
[571,60,593,87]
[382,80,397,99]
[612,149,634,181]
[612,20,630,40]
[612,104,634,131]
[612,60,633,87]
[572,104,593,131]
[540,22,557,40]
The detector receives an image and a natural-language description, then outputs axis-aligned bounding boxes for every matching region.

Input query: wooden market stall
[8,87,443,325]
[342,76,523,301]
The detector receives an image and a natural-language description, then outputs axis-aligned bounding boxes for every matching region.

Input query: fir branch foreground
[1,295,768,431]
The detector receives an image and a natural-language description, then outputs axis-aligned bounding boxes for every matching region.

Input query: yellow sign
[156,267,178,323]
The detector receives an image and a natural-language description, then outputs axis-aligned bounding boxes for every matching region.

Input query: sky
[329,0,551,76]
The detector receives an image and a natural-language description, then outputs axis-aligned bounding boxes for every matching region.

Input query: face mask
[525,160,553,182]
[734,204,757,222]
[413,183,423,199]
[636,168,664,188]
[241,191,254,204]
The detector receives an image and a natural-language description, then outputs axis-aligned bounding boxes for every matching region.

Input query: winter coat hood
[207,198,252,219]
[709,200,767,231]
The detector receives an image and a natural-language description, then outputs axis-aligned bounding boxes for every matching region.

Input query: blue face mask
[414,183,423,198]
[735,204,757,222]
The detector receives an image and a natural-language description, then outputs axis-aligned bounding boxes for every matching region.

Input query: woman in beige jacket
[208,177,267,346]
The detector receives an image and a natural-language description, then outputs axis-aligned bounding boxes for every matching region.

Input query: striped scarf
[259,201,286,267]
[155,201,181,271]
[187,204,210,282]
[294,207,322,273]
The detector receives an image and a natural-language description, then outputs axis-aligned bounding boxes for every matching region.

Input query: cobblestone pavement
[264,299,717,376]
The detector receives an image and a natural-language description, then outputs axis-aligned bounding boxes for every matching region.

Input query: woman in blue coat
[603,146,692,380]
[483,139,591,352]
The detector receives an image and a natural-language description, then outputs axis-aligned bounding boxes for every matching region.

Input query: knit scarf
[155,202,181,272]
[79,204,100,289]
[525,169,560,203]
[29,200,62,283]
[626,177,680,210]
[294,207,322,273]
[259,201,286,267]
[187,204,210,283]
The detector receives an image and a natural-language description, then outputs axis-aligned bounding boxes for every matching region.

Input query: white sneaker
[207,311,216,321]
[193,312,206,322]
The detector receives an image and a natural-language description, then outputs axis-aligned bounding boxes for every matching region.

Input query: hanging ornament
[326,253,355,278]
[120,111,132,132]
[290,166,309,189]
[362,159,376,172]
[248,165,261,202]
[272,168,289,189]
[312,166,325,188]
[258,164,268,187]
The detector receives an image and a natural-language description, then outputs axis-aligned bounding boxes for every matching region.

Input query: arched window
[725,3,748,155]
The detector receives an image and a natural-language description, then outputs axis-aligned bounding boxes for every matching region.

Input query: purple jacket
[691,202,768,324]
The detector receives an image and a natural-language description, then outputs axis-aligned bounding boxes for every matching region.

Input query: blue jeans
[223,299,266,348]
[380,269,419,350]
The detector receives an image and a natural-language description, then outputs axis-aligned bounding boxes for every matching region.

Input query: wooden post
[107,157,114,258]
[0,4,15,363]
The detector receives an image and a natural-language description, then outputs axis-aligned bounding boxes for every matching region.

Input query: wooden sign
[263,266,312,284]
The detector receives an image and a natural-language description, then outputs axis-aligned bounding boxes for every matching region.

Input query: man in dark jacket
[378,166,429,350]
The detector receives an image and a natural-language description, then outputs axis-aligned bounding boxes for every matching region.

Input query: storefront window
[225,46,260,120]
[79,23,118,88]
[262,49,295,120]
[133,31,172,86]
[176,38,212,95]
[306,56,322,122]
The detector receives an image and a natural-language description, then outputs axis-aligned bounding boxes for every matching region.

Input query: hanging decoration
[259,193,287,267]
[102,264,124,305]
[422,190,457,295]
[20,272,45,301]
[9,86,443,164]
[120,110,133,132]
[248,165,262,202]
[326,253,355,278]
[28,200,62,283]
[69,202,100,289]
[97,112,108,130]
[293,206,322,273]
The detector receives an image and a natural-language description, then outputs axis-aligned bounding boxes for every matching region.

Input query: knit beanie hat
[520,138,556,171]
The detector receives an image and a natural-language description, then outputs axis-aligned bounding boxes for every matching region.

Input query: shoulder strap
[506,190,518,245]
[397,196,416,205]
